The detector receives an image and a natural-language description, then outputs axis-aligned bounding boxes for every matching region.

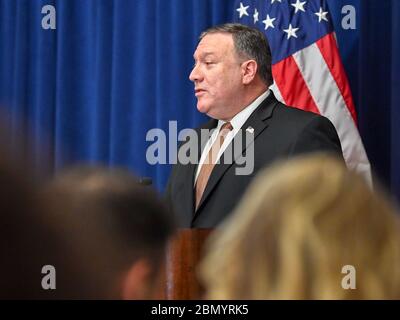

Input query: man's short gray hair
[200,23,273,86]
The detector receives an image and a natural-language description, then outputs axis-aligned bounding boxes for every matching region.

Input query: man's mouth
[195,89,206,96]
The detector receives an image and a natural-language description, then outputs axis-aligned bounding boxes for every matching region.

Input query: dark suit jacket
[165,92,343,228]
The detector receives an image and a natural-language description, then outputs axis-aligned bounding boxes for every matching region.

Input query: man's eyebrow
[193,52,217,60]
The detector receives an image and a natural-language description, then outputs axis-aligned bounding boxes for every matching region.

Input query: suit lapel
[198,119,219,155]
[180,160,196,225]
[193,93,279,217]
[181,119,217,217]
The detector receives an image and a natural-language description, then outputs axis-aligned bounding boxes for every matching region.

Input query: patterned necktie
[195,122,233,210]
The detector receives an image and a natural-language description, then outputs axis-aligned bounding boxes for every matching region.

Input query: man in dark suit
[165,23,343,228]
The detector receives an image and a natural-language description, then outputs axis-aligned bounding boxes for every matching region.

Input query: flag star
[262,14,276,30]
[283,24,300,39]
[315,7,328,22]
[236,2,249,18]
[271,0,282,3]
[291,0,306,13]
[253,8,259,24]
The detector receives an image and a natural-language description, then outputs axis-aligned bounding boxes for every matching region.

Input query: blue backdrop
[0,0,399,200]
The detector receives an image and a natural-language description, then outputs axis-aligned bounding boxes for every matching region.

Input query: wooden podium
[163,228,213,300]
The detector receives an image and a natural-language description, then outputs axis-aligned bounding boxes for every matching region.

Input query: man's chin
[196,104,222,119]
[196,102,209,114]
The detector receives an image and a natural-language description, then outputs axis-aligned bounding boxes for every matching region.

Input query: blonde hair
[200,154,400,299]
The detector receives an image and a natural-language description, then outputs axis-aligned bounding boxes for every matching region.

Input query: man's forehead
[194,33,234,56]
[193,51,217,59]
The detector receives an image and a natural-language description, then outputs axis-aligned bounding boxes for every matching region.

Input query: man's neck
[224,84,269,121]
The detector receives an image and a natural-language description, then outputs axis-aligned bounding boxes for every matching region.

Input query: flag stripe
[272,56,320,114]
[291,41,371,181]
[316,33,358,124]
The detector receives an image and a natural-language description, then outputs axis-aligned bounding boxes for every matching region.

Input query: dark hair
[200,23,273,86]
[44,166,175,277]
[0,148,98,299]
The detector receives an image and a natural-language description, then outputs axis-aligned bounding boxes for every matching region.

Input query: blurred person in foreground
[200,153,400,299]
[42,166,175,299]
[0,144,99,299]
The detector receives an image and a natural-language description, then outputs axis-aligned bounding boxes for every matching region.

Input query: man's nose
[189,64,202,82]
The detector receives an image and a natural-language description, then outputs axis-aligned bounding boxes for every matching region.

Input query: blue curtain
[358,0,400,199]
[0,0,399,199]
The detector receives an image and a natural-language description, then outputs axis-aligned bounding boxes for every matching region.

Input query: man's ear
[241,60,258,85]
[121,258,153,300]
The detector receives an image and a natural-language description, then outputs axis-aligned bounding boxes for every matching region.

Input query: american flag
[234,0,371,184]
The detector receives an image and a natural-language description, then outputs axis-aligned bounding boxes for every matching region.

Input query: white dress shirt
[194,90,270,185]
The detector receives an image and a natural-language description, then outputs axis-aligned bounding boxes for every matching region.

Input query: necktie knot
[217,122,233,143]
[220,121,233,133]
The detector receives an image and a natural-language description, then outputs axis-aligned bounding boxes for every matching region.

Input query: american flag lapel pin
[246,126,254,134]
